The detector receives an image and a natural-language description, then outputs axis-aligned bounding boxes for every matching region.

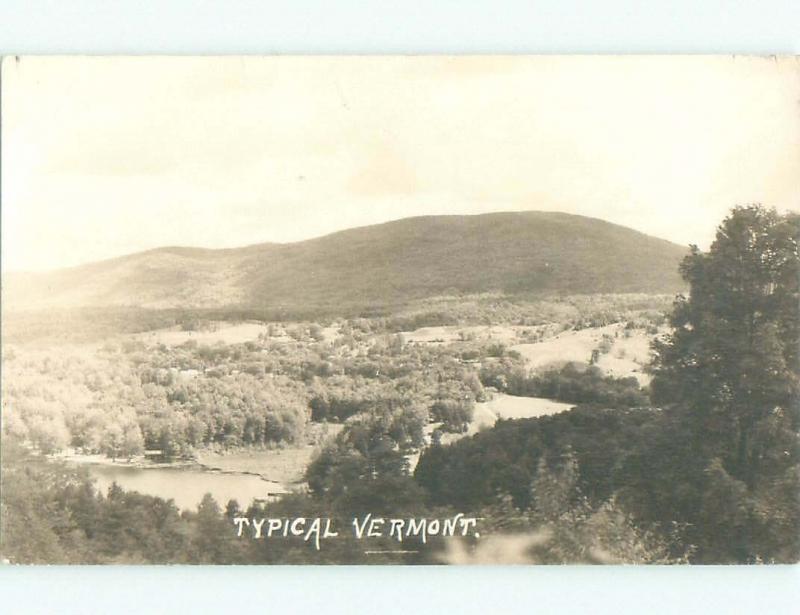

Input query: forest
[1,205,797,565]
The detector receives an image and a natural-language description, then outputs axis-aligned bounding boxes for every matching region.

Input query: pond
[84,463,286,512]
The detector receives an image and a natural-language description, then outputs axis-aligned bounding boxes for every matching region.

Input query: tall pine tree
[652,205,799,486]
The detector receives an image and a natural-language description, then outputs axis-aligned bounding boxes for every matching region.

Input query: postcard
[1,55,797,564]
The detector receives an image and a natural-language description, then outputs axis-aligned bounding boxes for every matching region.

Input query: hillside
[3,211,688,312]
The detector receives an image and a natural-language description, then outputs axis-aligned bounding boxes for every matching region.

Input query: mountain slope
[3,212,688,312]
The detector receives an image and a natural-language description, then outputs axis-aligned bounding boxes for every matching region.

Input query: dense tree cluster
[3,312,503,459]
[646,205,799,561]
[1,347,311,458]
[415,406,655,510]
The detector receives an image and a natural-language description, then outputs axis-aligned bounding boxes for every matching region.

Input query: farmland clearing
[511,324,654,384]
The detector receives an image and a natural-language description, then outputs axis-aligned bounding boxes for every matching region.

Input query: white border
[0,0,798,55]
[1,1,799,613]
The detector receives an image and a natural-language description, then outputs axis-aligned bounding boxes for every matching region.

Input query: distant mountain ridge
[3,211,688,312]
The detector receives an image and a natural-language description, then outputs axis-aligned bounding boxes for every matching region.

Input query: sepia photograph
[1,55,798,566]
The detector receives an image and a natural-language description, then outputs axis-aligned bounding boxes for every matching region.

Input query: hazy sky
[2,55,798,272]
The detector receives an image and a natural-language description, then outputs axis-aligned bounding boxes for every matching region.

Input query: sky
[2,55,798,272]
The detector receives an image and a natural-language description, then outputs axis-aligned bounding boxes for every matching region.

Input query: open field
[134,321,269,346]
[511,324,654,383]
[595,331,654,384]
[401,325,521,345]
[475,393,574,426]
[196,423,345,485]
[510,324,620,368]
[409,394,573,471]
[196,448,314,486]
[132,321,343,347]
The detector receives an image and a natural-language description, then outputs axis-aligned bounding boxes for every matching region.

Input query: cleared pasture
[595,331,653,384]
[134,321,269,346]
[400,324,520,344]
[196,423,344,485]
[510,324,621,369]
[409,393,573,471]
[474,394,574,430]
[511,324,654,383]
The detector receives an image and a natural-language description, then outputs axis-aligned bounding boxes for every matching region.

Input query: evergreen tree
[651,205,799,484]
[648,205,799,561]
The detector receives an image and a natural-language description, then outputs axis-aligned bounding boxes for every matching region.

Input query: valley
[3,290,667,511]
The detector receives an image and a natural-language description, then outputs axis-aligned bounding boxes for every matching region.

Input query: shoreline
[50,450,288,487]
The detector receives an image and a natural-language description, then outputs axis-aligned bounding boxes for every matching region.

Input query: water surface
[86,464,282,511]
